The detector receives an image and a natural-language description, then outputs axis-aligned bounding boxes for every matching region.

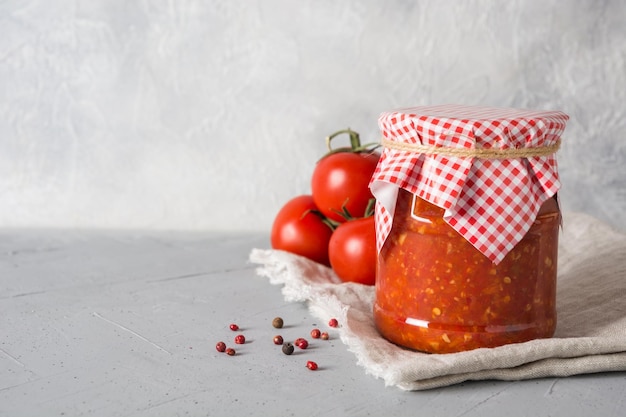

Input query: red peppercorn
[328,318,339,328]
[295,338,308,349]
[229,323,239,331]
[234,334,246,344]
[306,360,318,371]
[273,335,284,345]
[320,332,329,340]
[225,347,236,356]
[215,341,226,352]
[310,328,321,339]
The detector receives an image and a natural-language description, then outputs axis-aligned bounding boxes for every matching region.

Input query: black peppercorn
[282,342,294,355]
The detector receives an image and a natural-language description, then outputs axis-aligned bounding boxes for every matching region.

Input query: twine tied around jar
[381,135,561,159]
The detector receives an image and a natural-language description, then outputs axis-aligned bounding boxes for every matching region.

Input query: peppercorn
[229,323,239,331]
[225,347,236,356]
[320,332,329,340]
[273,335,284,345]
[215,341,226,352]
[306,360,318,371]
[234,334,246,344]
[328,318,339,328]
[310,328,321,339]
[272,317,284,329]
[295,338,308,349]
[282,342,294,355]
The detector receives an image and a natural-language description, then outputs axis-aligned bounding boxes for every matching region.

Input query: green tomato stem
[331,197,377,221]
[304,208,340,231]
[322,129,381,160]
[326,128,361,152]
[364,198,376,218]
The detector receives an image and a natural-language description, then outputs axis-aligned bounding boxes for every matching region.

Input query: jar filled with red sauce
[370,105,569,353]
[374,189,560,353]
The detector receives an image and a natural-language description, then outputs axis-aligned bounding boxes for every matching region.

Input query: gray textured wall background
[1,0,625,232]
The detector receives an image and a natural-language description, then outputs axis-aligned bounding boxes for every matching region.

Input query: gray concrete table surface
[1,230,624,417]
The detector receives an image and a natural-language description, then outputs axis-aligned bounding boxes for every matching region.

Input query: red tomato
[271,195,333,266]
[311,151,380,222]
[328,216,377,285]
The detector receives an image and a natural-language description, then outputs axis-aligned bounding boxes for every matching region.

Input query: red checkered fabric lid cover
[369,104,569,264]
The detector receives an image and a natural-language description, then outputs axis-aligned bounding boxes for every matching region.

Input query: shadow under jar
[374,189,561,353]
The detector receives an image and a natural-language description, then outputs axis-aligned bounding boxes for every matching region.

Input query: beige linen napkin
[249,212,626,390]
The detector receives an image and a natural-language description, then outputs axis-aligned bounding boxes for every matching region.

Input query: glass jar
[373,188,560,353]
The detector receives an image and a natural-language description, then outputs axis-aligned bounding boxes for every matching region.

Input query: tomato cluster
[270,129,380,285]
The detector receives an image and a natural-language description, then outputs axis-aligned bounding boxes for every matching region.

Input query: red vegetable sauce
[374,188,560,353]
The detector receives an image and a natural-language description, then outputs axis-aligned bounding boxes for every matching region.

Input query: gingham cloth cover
[369,104,569,264]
